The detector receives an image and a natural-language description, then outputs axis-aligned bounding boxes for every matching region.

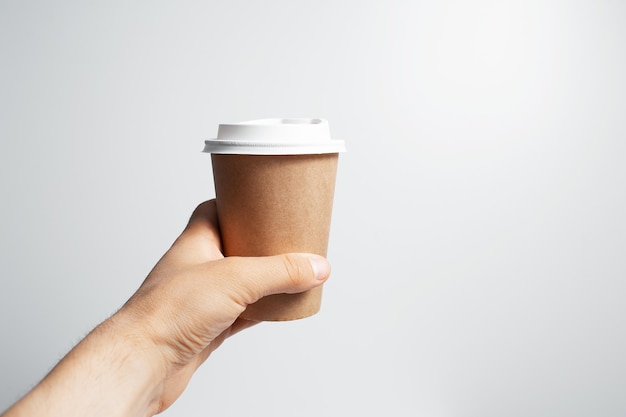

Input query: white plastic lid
[203,118,346,155]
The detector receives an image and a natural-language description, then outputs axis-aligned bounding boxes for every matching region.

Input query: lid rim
[202,139,346,155]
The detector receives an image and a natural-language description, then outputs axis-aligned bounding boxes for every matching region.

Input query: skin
[2,200,331,417]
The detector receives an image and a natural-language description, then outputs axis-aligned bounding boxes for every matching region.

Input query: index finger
[168,200,224,264]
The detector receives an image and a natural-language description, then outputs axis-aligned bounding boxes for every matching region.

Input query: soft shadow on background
[1,1,625,416]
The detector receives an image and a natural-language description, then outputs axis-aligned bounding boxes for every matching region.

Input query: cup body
[211,153,338,321]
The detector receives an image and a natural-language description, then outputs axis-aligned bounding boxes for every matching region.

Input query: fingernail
[306,254,331,281]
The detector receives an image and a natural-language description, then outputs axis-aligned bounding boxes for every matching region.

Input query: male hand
[121,199,331,412]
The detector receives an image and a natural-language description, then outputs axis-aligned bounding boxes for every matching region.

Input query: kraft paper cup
[203,118,345,321]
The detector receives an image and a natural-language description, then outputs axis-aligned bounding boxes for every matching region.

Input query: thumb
[217,253,331,306]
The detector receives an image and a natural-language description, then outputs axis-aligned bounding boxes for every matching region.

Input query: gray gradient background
[1,1,625,416]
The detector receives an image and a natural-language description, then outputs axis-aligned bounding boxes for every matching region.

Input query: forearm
[3,314,166,417]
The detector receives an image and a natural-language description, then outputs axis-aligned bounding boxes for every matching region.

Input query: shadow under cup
[211,152,339,321]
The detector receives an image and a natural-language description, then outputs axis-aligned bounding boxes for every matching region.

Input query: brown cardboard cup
[211,153,338,320]
[204,118,345,321]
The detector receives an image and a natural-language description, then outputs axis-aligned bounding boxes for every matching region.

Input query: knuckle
[281,254,306,289]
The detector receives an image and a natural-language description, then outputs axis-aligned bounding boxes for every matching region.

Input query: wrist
[94,310,169,415]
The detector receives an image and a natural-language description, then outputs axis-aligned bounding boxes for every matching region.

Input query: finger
[181,200,222,248]
[167,200,223,264]
[214,253,331,306]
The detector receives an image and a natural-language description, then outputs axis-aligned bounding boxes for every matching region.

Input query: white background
[1,1,626,416]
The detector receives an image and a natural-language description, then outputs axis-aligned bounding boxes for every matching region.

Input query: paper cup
[204,118,345,321]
